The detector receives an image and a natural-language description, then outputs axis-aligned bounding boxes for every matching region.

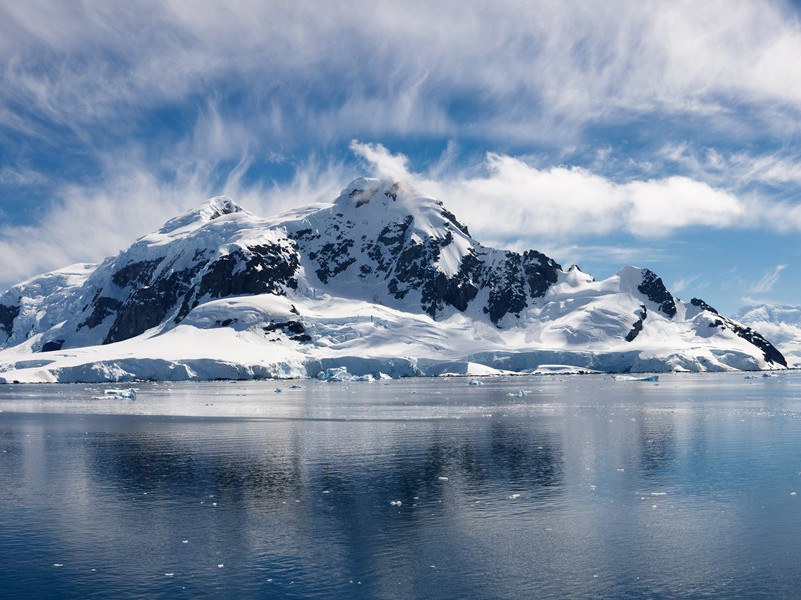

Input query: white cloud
[0,154,348,289]
[351,142,747,240]
[672,276,700,294]
[4,1,801,145]
[749,264,788,294]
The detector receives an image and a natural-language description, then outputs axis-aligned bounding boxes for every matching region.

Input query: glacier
[0,177,786,383]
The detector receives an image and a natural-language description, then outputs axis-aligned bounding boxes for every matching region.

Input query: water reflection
[2,374,801,598]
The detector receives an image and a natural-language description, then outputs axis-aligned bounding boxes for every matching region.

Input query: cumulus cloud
[351,142,748,240]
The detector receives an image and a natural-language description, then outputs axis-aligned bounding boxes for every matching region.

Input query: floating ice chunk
[164,573,174,577]
[744,375,758,380]
[390,500,402,506]
[217,564,224,568]
[763,373,778,378]
[468,379,484,386]
[53,564,64,567]
[507,390,532,397]
[509,493,521,499]
[274,388,282,393]
[792,491,797,496]
[103,388,137,399]
[290,384,301,389]
[612,375,659,382]
[438,476,449,481]
[317,367,374,382]
[182,540,188,544]
[322,490,330,494]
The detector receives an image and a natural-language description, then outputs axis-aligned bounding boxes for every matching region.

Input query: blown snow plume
[0,179,786,383]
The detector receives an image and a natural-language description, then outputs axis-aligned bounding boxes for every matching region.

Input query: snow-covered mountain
[0,178,786,382]
[733,304,801,368]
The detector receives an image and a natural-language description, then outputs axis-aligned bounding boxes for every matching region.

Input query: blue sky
[2,0,801,313]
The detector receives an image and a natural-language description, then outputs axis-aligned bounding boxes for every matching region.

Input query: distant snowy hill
[0,178,786,382]
[732,304,801,368]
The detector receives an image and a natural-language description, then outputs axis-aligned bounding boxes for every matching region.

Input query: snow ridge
[0,178,787,382]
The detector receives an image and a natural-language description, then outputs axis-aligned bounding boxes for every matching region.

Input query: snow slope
[733,304,801,368]
[0,178,786,382]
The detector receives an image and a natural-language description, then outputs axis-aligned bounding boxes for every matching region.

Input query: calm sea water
[2,373,801,599]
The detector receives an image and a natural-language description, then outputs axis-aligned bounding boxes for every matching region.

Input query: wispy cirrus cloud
[3,0,801,309]
[749,264,789,294]
[4,0,801,151]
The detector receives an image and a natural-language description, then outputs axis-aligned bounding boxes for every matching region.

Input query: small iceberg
[317,366,374,382]
[103,388,137,399]
[612,375,659,382]
[468,379,484,386]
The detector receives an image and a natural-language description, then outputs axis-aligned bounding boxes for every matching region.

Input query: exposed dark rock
[522,251,561,298]
[384,182,400,201]
[709,317,786,367]
[111,259,162,288]
[79,297,122,330]
[625,305,647,342]
[313,240,356,283]
[440,206,470,236]
[690,298,718,314]
[41,340,64,352]
[638,269,677,318]
[262,320,310,343]
[485,253,527,324]
[364,216,413,278]
[0,302,20,338]
[174,242,300,329]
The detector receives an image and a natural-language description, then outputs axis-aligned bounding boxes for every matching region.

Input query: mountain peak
[334,177,410,209]
[158,195,246,235]
[200,195,244,221]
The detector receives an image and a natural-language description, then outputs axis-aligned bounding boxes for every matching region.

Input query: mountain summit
[0,178,786,382]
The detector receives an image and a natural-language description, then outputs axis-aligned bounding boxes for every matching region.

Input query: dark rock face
[388,238,481,317]
[440,206,470,236]
[105,242,301,344]
[79,296,122,330]
[111,259,163,289]
[485,253,528,324]
[105,268,198,344]
[263,320,310,343]
[690,298,718,315]
[65,233,302,346]
[291,203,562,324]
[522,251,561,298]
[41,340,64,352]
[625,305,647,342]
[638,269,677,318]
[0,302,20,338]
[709,317,787,367]
[483,251,560,324]
[364,217,414,276]
[195,243,299,300]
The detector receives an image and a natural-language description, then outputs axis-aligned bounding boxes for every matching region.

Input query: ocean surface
[2,373,801,599]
